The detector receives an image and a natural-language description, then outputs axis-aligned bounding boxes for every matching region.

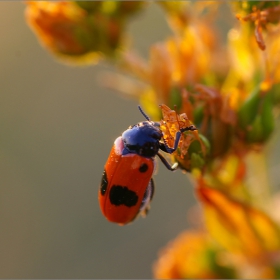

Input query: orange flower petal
[197,183,280,260]
[153,230,236,279]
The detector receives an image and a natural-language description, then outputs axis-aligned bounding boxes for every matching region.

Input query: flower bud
[237,87,274,143]
[174,133,210,172]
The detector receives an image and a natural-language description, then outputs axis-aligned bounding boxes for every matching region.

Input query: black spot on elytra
[139,163,148,173]
[109,185,138,207]
[100,170,108,196]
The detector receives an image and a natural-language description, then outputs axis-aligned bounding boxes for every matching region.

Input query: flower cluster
[25,1,280,278]
[25,1,145,64]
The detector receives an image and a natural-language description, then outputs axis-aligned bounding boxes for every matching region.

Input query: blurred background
[2,2,280,278]
[0,2,198,278]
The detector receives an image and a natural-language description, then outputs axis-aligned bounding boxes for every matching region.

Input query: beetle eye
[152,132,161,139]
[140,142,158,157]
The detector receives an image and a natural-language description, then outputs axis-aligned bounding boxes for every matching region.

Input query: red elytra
[99,137,155,225]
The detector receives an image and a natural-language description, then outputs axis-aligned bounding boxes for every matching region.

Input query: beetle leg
[160,125,197,154]
[180,125,197,133]
[157,152,178,171]
[161,131,181,153]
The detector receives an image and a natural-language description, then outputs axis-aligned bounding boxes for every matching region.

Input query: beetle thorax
[122,121,162,158]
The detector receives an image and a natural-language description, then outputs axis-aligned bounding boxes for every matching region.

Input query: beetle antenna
[138,105,150,121]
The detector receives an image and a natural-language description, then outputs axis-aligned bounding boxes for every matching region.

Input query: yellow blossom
[197,181,280,262]
[25,1,145,65]
[25,1,101,64]
[153,230,237,279]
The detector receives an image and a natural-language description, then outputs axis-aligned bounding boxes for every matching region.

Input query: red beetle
[98,106,196,225]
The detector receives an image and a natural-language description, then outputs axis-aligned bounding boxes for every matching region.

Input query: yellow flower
[153,230,237,279]
[196,179,280,278]
[120,17,217,110]
[148,23,215,105]
[25,1,137,65]
[25,1,101,64]
[235,2,280,51]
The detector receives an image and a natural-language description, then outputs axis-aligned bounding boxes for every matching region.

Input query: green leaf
[237,87,260,130]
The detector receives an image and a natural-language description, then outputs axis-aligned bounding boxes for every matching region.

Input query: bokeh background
[0,2,198,278]
[2,2,280,278]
